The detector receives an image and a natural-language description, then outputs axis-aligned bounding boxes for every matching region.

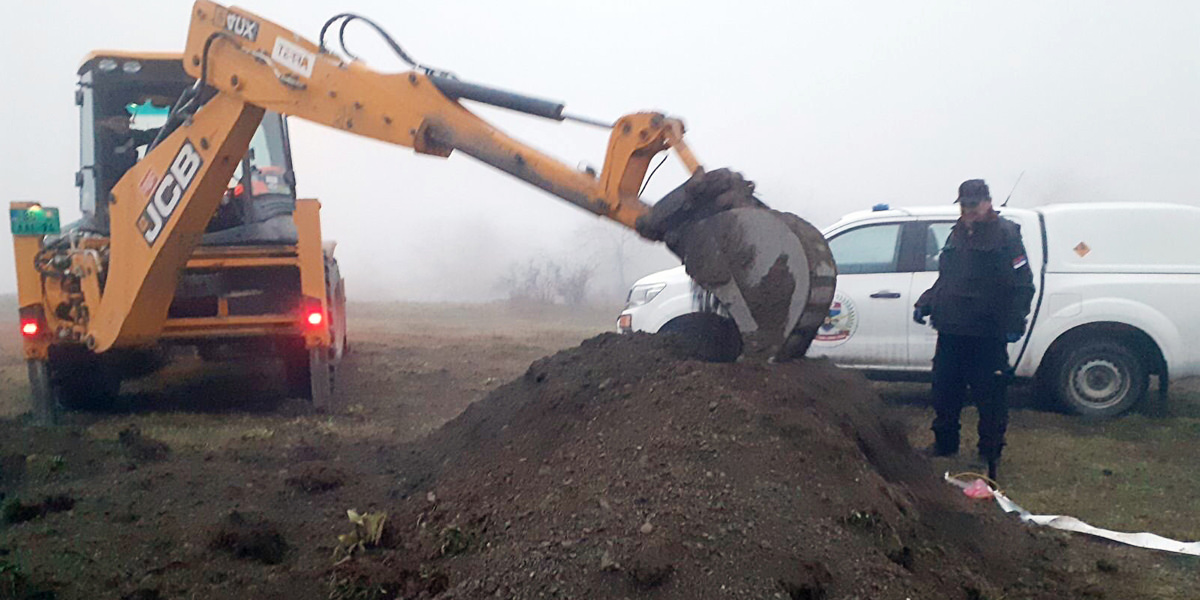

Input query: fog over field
[2,0,1196,303]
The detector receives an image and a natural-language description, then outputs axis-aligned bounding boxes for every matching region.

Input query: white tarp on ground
[945,474,1200,557]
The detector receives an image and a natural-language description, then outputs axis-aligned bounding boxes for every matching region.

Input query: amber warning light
[617,314,632,332]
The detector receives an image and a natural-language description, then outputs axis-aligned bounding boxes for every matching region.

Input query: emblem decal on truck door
[138,140,203,245]
[815,292,858,346]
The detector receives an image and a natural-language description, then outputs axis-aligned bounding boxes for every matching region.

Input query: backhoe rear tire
[283,342,335,410]
[309,347,333,410]
[27,360,57,426]
[47,347,122,412]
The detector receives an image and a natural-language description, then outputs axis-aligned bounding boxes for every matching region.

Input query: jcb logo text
[139,140,203,245]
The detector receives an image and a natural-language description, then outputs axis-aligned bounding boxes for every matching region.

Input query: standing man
[913,179,1035,481]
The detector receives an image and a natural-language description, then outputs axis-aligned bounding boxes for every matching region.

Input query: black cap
[955,179,991,204]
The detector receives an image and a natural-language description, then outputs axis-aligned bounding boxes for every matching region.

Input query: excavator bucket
[637,169,837,361]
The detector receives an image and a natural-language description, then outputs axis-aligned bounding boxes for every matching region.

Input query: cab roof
[826,204,1040,232]
[77,51,182,75]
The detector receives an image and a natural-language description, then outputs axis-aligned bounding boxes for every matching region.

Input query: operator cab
[75,52,298,245]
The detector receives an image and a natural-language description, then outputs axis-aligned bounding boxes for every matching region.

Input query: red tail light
[18,305,46,339]
[306,311,324,327]
[20,320,39,337]
[300,296,326,329]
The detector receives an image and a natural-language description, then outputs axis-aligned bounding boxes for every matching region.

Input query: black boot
[978,440,1003,481]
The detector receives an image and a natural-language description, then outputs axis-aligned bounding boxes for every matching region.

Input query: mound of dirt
[346,333,1105,599]
[209,510,288,565]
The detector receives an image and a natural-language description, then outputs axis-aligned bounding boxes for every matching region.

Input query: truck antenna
[1001,171,1025,207]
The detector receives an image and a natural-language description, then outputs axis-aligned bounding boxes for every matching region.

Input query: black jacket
[916,213,1035,339]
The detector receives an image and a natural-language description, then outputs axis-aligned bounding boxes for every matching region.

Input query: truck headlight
[625,283,667,307]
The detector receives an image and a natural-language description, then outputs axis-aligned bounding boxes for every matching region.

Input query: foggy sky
[2,1,1197,303]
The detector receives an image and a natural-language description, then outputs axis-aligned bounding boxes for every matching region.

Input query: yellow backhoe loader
[9,1,835,425]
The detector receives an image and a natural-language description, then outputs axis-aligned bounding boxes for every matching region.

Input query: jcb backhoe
[9,1,835,425]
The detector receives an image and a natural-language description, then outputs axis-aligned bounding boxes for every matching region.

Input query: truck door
[811,222,913,367]
[907,220,956,368]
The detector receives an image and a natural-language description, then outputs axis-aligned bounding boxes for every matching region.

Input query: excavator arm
[86,0,835,359]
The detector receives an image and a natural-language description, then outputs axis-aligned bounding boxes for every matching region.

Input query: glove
[912,307,927,325]
[1006,318,1027,344]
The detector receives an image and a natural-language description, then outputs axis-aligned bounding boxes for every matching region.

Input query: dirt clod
[3,494,75,524]
[284,462,345,493]
[118,425,170,462]
[626,542,677,589]
[209,511,287,565]
[778,561,832,600]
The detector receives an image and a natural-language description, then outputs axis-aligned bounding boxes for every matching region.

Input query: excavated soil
[360,334,1132,599]
[0,329,1191,599]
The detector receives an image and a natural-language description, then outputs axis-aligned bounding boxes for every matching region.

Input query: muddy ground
[1,301,1198,599]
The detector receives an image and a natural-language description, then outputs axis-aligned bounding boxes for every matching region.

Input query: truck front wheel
[659,314,742,363]
[1048,339,1148,418]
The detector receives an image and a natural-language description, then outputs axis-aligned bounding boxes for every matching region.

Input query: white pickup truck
[618,202,1200,418]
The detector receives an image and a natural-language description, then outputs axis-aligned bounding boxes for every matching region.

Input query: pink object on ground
[963,479,994,499]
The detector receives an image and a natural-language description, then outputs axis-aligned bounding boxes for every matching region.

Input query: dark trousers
[931,333,1010,460]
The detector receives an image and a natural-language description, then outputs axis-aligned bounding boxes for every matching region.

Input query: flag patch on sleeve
[1012,255,1028,269]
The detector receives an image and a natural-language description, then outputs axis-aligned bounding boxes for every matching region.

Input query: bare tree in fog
[497,258,596,306]
[573,221,680,305]
[575,222,638,300]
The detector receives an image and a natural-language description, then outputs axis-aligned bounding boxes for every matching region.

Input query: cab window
[828,224,903,274]
[923,222,955,271]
